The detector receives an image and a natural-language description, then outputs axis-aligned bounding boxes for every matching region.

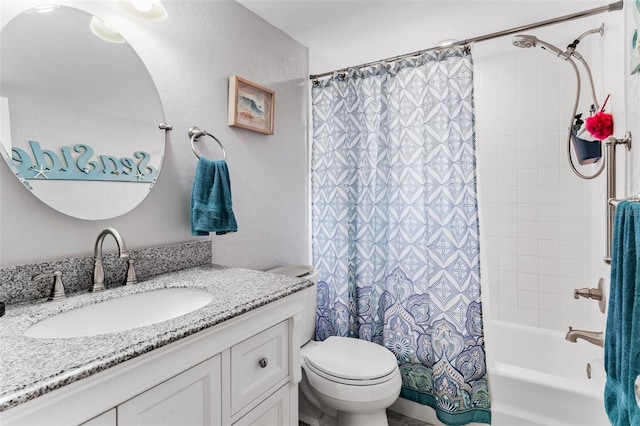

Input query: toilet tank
[266,265,318,347]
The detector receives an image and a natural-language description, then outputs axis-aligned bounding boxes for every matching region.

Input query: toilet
[267,265,401,426]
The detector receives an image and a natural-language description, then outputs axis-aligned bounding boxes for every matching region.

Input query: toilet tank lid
[267,265,315,278]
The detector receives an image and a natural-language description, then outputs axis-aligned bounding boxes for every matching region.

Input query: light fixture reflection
[437,39,459,48]
[131,0,153,12]
[90,16,126,44]
[25,4,60,14]
[118,0,168,21]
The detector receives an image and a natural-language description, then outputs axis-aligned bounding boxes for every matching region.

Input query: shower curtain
[311,47,490,425]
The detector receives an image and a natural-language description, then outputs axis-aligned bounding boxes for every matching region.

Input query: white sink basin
[25,288,214,338]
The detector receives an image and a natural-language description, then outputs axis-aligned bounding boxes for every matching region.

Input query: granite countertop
[0,265,312,412]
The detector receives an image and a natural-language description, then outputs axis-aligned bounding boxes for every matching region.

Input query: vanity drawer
[231,321,289,414]
[232,384,290,426]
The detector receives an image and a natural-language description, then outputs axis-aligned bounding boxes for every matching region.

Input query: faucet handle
[33,271,66,301]
[124,258,138,285]
[573,288,603,300]
[573,277,606,313]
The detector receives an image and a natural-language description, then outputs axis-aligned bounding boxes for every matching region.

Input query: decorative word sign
[11,141,158,182]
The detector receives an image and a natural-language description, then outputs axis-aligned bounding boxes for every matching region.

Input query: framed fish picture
[228,76,275,134]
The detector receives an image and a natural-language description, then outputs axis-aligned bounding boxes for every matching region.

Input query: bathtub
[488,320,609,426]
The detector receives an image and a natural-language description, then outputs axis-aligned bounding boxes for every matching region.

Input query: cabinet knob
[258,357,268,368]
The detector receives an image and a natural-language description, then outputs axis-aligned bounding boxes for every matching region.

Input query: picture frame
[632,29,640,75]
[228,75,275,135]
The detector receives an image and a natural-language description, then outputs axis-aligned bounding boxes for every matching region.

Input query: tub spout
[565,326,604,348]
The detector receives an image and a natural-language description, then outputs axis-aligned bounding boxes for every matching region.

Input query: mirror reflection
[0,5,166,220]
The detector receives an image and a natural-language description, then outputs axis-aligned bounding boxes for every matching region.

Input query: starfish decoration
[135,171,146,182]
[30,164,50,179]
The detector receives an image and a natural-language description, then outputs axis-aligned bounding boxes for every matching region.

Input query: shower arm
[566,57,605,180]
[567,24,605,54]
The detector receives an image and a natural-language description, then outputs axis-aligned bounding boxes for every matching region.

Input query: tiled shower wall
[475,49,599,331]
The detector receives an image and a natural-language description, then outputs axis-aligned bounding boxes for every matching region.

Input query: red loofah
[585,112,614,140]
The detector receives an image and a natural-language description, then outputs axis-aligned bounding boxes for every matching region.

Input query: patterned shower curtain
[311,47,490,425]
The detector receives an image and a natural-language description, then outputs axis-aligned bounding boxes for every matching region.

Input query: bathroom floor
[299,410,431,426]
[387,409,432,425]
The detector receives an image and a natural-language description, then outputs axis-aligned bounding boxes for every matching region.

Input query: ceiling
[235,0,610,73]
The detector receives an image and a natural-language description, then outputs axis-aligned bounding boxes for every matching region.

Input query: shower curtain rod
[309,0,623,80]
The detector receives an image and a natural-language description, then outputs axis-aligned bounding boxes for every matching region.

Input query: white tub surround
[488,320,608,426]
[0,265,313,425]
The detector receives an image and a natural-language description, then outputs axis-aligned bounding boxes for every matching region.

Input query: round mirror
[0,5,166,220]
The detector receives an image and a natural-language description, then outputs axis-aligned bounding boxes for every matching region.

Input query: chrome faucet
[91,228,137,292]
[565,326,604,348]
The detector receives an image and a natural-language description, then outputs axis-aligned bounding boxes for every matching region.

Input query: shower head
[512,34,565,58]
[512,34,537,49]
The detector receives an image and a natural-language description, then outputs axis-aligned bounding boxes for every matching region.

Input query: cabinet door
[118,355,221,426]
[232,385,290,426]
[80,409,116,426]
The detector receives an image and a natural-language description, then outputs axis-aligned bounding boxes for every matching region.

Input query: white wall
[627,0,640,193]
[0,0,309,270]
[475,12,628,332]
[587,11,628,335]
[302,1,606,76]
[475,33,610,330]
[475,46,598,331]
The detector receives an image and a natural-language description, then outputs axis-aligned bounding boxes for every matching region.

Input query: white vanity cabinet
[81,410,116,426]
[230,321,289,416]
[117,355,222,425]
[3,291,304,426]
[233,384,290,426]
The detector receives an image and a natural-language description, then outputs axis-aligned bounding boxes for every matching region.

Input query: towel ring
[188,126,227,161]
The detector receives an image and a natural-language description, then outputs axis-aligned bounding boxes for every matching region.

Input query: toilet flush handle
[259,357,268,368]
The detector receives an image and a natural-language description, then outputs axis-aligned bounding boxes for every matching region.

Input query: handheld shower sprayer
[512,34,565,58]
[511,34,537,49]
[511,25,605,180]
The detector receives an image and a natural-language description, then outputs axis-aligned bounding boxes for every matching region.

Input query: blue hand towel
[605,201,640,425]
[191,158,238,236]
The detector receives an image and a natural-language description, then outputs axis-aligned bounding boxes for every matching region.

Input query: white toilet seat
[304,336,399,386]
[301,336,401,406]
[304,360,402,405]
[305,358,398,386]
